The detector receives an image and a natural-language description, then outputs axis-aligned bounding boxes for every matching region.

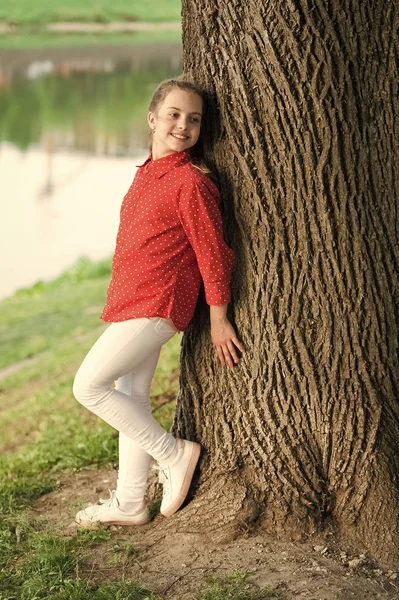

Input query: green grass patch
[198,572,278,600]
[0,30,181,49]
[1,524,160,599]
[0,256,112,370]
[0,255,181,599]
[0,260,179,481]
[0,257,180,502]
[0,0,181,26]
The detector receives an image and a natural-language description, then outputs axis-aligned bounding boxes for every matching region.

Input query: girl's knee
[72,371,88,405]
[73,370,101,408]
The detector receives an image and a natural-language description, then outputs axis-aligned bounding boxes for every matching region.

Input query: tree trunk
[173,0,399,567]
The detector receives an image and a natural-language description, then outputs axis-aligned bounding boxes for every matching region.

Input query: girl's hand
[210,305,244,368]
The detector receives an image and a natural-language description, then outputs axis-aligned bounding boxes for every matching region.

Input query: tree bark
[173,0,399,567]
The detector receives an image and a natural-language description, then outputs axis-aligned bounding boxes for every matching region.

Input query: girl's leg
[115,345,161,505]
[74,316,201,522]
[117,432,150,506]
[73,317,177,465]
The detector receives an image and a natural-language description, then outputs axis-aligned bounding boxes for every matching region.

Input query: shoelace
[152,465,170,498]
[98,489,118,506]
[82,489,118,519]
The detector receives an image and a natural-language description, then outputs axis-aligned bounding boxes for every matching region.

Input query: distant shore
[0,21,181,35]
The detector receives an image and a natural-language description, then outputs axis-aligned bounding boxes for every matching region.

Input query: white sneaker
[75,490,150,527]
[153,438,201,517]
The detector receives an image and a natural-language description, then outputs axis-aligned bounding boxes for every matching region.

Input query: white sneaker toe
[75,490,150,527]
[153,438,201,517]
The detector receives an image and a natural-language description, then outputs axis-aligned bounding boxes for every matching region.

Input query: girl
[73,78,244,527]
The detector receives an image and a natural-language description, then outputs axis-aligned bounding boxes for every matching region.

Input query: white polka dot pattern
[100,150,235,331]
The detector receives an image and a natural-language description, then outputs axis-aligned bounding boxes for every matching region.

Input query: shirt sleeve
[178,173,235,305]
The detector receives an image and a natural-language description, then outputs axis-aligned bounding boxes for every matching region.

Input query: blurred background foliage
[0,64,178,150]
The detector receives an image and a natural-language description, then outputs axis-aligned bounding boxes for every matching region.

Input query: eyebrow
[166,106,202,116]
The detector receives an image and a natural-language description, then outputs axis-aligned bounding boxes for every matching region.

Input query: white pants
[73,317,178,503]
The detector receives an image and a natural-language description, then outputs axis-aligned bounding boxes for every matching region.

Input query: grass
[0,0,181,26]
[0,256,181,599]
[0,30,181,49]
[0,257,110,369]
[0,256,180,465]
[1,525,159,599]
[197,572,278,600]
[0,506,163,598]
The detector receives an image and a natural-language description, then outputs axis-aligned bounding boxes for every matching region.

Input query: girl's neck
[151,148,188,161]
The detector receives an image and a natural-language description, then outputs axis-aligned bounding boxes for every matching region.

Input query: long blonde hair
[148,77,211,175]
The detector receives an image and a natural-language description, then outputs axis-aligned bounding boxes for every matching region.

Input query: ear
[147,111,156,130]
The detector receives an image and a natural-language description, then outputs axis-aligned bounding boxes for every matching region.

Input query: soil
[34,467,399,600]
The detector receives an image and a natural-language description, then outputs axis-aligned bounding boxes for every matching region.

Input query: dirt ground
[34,467,399,600]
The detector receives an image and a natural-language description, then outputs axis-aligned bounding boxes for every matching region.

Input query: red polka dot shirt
[100,150,235,331]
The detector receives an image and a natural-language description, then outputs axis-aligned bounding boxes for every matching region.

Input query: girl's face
[148,88,203,160]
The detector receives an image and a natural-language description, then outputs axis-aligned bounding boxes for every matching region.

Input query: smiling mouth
[171,133,189,141]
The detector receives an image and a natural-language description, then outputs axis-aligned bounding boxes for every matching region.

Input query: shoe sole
[161,441,201,517]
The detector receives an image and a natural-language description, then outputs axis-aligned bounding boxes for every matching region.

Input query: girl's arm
[178,175,244,366]
[210,304,244,368]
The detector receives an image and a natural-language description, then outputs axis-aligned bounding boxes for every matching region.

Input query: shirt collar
[137,150,191,178]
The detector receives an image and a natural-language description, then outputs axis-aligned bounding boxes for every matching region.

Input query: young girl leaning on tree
[72,78,244,527]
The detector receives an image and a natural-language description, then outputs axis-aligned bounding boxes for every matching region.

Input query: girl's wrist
[210,304,228,323]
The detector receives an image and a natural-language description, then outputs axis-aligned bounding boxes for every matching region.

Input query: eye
[191,117,200,123]
[168,112,178,117]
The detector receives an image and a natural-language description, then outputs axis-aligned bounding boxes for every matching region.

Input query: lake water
[0,42,182,299]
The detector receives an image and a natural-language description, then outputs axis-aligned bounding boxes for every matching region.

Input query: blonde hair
[149,77,211,175]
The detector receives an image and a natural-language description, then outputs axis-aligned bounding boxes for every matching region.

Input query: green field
[0,0,181,26]
[0,258,180,598]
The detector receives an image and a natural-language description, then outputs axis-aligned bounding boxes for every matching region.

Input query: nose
[177,116,188,130]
